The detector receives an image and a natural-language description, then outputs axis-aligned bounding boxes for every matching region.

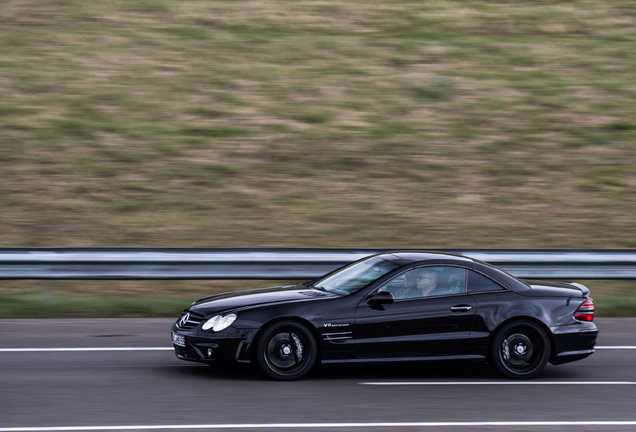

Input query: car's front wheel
[256,320,317,380]
[490,320,550,379]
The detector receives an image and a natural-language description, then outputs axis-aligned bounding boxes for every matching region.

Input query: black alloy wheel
[490,320,551,379]
[256,320,317,380]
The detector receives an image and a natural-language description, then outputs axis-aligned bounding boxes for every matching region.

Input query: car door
[354,266,476,359]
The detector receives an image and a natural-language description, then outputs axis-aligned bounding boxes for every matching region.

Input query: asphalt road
[1,317,635,432]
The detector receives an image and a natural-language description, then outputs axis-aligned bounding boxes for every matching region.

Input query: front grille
[176,310,205,330]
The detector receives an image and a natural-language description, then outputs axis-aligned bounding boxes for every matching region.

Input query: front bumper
[171,324,258,365]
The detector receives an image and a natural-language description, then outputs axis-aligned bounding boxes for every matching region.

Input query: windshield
[311,256,401,295]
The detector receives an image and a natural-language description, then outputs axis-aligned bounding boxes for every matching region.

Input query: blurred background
[1,0,635,317]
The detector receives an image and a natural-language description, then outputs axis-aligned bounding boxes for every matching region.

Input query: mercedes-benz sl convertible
[171,251,598,380]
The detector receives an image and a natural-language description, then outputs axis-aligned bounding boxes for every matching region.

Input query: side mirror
[367,291,394,307]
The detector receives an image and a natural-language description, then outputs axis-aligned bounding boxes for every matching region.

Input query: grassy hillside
[1,0,635,316]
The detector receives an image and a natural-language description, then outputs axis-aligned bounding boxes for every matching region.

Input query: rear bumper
[550,323,598,365]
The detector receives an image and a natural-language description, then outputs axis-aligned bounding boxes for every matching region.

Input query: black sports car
[171,251,598,380]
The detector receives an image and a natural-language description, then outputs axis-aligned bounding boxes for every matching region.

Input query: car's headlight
[202,313,237,332]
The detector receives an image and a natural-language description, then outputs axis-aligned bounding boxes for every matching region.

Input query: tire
[489,320,550,379]
[255,320,317,381]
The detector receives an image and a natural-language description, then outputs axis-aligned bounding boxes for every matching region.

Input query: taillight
[574,298,595,322]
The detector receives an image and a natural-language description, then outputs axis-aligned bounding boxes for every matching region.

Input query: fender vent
[323,332,353,343]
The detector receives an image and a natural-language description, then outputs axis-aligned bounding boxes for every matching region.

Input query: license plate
[171,331,186,347]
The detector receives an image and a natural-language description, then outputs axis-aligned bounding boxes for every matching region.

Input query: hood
[520,280,591,298]
[189,285,337,314]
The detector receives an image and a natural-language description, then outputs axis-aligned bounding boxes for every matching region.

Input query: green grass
[0,279,633,318]
[0,294,187,318]
[1,0,636,316]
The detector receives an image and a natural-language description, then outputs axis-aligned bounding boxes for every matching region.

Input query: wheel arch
[488,316,556,363]
[250,316,322,363]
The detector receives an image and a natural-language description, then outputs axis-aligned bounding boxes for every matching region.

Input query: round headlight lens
[202,315,220,331]
[202,313,237,332]
[214,313,237,331]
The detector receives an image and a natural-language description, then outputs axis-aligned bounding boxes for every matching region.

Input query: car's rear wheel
[256,320,317,380]
[490,320,550,379]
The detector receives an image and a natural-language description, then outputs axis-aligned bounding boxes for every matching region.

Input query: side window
[381,266,466,300]
[467,270,505,293]
[379,274,405,296]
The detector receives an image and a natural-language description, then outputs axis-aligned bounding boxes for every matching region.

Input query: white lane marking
[597,346,636,349]
[361,381,636,386]
[0,348,173,352]
[0,345,634,353]
[3,421,636,431]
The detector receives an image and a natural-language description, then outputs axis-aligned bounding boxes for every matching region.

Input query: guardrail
[0,249,635,280]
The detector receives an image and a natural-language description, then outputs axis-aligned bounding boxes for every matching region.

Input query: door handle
[451,305,472,312]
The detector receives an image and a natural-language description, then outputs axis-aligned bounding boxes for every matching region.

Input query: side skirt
[321,354,486,364]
